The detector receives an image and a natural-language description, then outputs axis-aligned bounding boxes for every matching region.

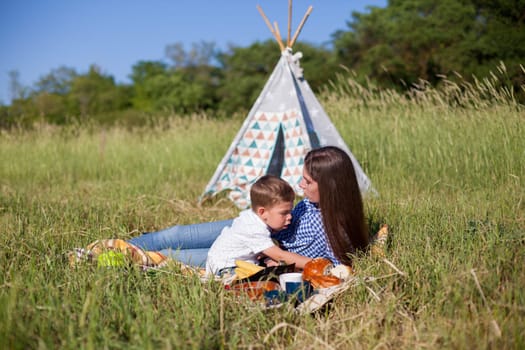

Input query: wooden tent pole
[273,21,285,51]
[290,5,313,47]
[287,0,293,47]
[256,5,285,51]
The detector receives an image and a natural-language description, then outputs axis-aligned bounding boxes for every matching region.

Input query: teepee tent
[200,3,374,208]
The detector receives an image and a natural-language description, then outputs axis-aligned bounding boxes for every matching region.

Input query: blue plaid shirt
[272,199,340,265]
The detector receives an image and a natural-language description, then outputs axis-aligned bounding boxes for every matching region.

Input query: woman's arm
[261,245,312,269]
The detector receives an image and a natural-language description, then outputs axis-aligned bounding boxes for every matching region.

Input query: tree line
[2,0,523,129]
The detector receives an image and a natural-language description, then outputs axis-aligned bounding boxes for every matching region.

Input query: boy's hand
[264,258,279,267]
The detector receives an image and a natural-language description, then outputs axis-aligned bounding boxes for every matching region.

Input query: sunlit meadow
[1,70,524,349]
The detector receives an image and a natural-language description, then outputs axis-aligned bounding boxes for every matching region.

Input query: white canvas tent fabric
[200,48,373,208]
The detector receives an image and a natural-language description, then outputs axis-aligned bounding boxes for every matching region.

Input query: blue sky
[0,0,386,104]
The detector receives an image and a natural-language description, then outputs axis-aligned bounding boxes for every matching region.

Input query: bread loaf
[302,258,341,288]
[330,264,353,279]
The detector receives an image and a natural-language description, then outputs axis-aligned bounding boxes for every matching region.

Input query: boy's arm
[261,245,312,269]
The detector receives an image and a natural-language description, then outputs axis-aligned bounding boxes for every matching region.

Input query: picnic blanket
[68,224,389,273]
[68,238,171,269]
[67,225,390,313]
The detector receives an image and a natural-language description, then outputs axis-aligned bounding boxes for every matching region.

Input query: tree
[129,60,168,85]
[129,60,168,111]
[165,41,217,68]
[215,41,277,115]
[143,72,210,113]
[69,65,129,117]
[333,0,525,94]
[29,66,78,123]
[465,0,525,91]
[35,66,77,95]
[127,43,223,115]
[8,70,28,102]
[293,42,339,92]
[33,92,69,124]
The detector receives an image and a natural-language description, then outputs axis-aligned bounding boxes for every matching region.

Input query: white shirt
[205,209,275,275]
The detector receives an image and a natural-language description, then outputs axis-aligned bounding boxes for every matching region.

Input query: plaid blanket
[68,238,170,270]
[67,225,391,314]
[68,224,388,281]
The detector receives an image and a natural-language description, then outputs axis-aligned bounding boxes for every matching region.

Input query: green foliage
[35,66,77,95]
[129,60,169,111]
[68,65,131,118]
[333,0,525,96]
[129,50,222,115]
[291,42,339,92]
[216,41,278,114]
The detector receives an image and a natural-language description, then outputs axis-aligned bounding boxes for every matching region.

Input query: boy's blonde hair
[250,175,295,209]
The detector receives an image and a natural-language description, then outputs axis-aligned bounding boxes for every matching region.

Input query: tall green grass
[1,74,524,349]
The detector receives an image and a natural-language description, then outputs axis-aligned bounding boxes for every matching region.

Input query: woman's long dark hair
[304,146,369,265]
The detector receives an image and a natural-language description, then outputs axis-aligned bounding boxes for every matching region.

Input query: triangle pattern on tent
[203,108,309,207]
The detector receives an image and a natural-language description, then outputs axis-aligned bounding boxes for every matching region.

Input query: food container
[231,281,281,301]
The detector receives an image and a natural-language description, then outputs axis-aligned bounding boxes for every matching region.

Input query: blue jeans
[128,219,233,267]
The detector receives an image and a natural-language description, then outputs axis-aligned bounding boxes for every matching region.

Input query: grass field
[1,76,524,349]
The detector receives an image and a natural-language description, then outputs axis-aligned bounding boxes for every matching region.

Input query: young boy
[205,175,312,276]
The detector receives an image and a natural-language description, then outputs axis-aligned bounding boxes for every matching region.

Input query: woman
[274,146,369,266]
[129,146,369,267]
